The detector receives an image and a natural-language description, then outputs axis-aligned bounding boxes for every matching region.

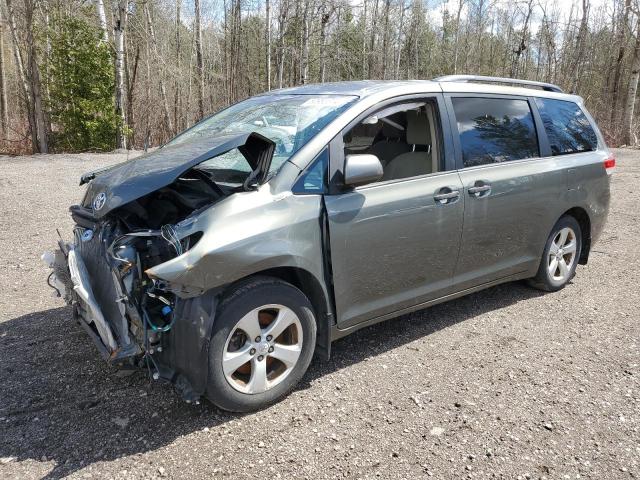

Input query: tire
[205,276,316,412]
[528,215,582,292]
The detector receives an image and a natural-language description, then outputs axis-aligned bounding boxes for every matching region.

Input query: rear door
[445,94,563,290]
[324,94,464,328]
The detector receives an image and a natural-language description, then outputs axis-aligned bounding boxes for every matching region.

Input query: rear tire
[205,276,316,412]
[528,215,582,292]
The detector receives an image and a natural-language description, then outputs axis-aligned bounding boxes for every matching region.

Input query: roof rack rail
[433,75,564,93]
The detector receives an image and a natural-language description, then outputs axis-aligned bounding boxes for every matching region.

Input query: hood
[81,132,275,218]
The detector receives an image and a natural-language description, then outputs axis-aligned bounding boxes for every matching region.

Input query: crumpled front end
[43,133,277,402]
[44,209,212,401]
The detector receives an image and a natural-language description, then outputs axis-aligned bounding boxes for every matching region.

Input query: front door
[324,95,464,328]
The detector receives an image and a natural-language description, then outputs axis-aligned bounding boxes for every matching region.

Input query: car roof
[265,80,438,98]
[263,79,583,103]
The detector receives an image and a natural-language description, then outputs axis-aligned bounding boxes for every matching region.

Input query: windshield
[167,94,357,177]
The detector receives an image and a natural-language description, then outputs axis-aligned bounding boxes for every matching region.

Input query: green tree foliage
[46,14,116,152]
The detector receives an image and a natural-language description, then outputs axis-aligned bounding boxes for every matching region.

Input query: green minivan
[46,75,612,411]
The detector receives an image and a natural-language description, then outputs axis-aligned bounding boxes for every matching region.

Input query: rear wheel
[206,277,316,412]
[528,215,582,292]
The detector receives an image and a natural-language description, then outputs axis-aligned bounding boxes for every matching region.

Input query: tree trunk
[453,0,464,74]
[5,0,36,150]
[144,2,173,135]
[0,6,9,135]
[194,0,204,119]
[361,0,367,77]
[381,0,390,79]
[368,0,379,77]
[568,0,590,92]
[96,0,109,43]
[24,0,47,153]
[394,0,405,79]
[277,0,288,88]
[510,0,533,78]
[144,35,152,149]
[265,0,271,90]
[126,44,139,148]
[623,20,640,145]
[175,0,182,131]
[319,10,329,82]
[300,0,309,84]
[27,28,47,153]
[611,0,631,124]
[114,0,128,149]
[229,0,241,99]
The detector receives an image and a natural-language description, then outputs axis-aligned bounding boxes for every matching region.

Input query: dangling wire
[161,224,183,256]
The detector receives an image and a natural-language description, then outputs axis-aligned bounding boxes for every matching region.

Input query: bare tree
[611,0,631,124]
[568,0,591,92]
[319,6,330,83]
[2,0,640,152]
[453,0,465,74]
[265,0,271,90]
[510,0,534,78]
[0,5,9,135]
[114,0,128,149]
[175,0,182,129]
[276,0,289,88]
[144,1,173,135]
[25,0,47,152]
[623,6,640,145]
[194,0,204,119]
[5,0,48,152]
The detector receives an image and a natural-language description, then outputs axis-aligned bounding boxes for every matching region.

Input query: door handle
[468,184,491,197]
[433,189,460,204]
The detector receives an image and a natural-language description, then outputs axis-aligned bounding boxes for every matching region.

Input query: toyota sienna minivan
[45,75,612,411]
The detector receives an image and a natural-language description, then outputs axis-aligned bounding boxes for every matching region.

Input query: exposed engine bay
[44,132,276,402]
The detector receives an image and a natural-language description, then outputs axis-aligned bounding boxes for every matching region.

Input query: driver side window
[343,99,441,182]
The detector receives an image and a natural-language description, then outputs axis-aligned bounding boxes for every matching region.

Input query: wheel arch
[562,206,591,264]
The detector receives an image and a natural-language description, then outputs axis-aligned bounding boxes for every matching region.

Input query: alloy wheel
[547,226,577,283]
[222,304,303,394]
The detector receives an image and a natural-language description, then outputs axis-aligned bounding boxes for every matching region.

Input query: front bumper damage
[67,246,119,355]
[43,133,279,403]
[44,224,217,404]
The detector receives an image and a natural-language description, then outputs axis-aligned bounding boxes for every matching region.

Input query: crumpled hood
[81,132,274,218]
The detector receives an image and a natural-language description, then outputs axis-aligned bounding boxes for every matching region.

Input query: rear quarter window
[534,98,598,155]
[451,97,539,168]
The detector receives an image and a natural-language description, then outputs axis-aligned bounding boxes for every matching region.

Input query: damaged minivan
[45,76,611,411]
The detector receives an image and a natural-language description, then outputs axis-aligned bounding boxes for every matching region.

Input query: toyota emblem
[92,192,106,211]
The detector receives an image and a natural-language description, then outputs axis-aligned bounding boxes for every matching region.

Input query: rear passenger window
[452,97,539,167]
[535,98,598,155]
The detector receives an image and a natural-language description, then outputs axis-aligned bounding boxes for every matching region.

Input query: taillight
[604,155,615,175]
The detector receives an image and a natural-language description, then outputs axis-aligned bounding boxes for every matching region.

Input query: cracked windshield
[167,94,356,179]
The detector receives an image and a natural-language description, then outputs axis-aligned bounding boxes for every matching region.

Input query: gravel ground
[0,149,638,480]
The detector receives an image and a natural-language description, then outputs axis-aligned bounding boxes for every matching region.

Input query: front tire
[206,276,316,412]
[528,215,582,292]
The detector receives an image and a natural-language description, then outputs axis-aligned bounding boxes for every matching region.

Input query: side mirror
[344,154,383,187]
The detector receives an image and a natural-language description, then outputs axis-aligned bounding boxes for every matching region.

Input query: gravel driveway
[0,149,638,480]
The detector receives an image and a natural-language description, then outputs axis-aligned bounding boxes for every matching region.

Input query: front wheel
[528,215,582,292]
[206,277,316,412]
